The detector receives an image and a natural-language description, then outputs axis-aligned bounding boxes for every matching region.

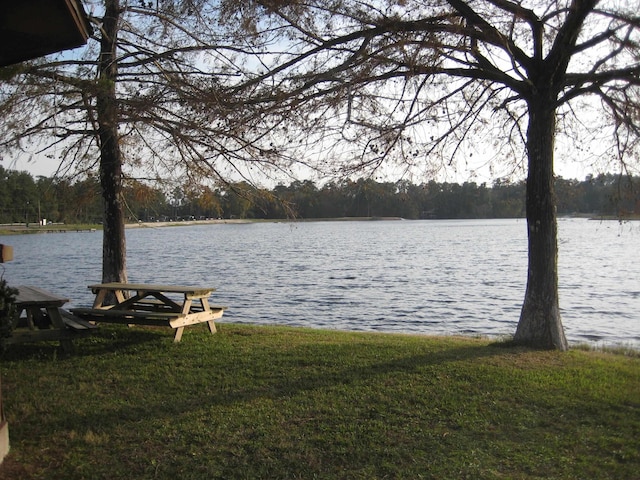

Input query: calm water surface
[1,218,638,348]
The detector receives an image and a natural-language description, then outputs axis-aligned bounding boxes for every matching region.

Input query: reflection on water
[1,218,638,348]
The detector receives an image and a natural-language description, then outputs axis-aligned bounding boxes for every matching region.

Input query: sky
[7,155,60,179]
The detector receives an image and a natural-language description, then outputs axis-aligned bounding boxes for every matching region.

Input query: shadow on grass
[0,326,166,361]
[32,336,520,439]
[221,341,516,403]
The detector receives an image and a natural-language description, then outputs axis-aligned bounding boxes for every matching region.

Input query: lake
[1,218,638,348]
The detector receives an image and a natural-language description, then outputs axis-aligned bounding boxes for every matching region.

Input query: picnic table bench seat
[58,309,100,331]
[70,306,226,328]
[130,298,211,313]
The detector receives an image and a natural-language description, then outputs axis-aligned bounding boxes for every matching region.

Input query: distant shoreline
[1,214,637,235]
[127,217,405,229]
[0,217,403,234]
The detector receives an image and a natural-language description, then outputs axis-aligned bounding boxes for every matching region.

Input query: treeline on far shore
[0,165,638,225]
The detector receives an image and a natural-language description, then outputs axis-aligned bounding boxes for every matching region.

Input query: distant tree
[317,181,348,218]
[223,0,640,349]
[555,177,582,214]
[35,176,62,224]
[195,186,224,219]
[491,179,526,218]
[0,168,39,224]
[394,180,421,219]
[122,179,167,222]
[0,167,9,222]
[68,177,102,223]
[220,182,256,219]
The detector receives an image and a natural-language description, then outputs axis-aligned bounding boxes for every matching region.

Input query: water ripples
[1,218,638,348]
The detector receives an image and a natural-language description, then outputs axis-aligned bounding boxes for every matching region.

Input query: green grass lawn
[1,324,638,479]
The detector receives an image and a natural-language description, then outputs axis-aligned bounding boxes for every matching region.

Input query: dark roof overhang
[0,0,92,67]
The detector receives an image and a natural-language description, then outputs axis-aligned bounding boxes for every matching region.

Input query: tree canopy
[219,0,639,176]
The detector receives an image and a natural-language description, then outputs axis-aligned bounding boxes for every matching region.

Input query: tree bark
[514,97,568,350]
[97,0,127,285]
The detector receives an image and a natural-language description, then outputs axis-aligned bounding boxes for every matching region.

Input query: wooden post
[0,244,11,464]
[0,378,8,465]
[0,244,13,263]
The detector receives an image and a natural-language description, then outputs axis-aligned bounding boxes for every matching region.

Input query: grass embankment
[0,224,100,235]
[0,324,638,479]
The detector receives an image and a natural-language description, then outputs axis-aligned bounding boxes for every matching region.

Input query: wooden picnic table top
[88,283,216,296]
[15,285,69,307]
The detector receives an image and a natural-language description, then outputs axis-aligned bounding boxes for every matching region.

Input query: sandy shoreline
[0,217,404,234]
[125,218,253,228]
[125,217,404,228]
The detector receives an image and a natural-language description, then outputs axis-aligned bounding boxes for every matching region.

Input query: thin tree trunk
[514,99,568,350]
[97,0,127,285]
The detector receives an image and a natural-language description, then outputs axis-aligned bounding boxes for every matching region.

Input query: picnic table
[71,283,226,342]
[6,285,97,352]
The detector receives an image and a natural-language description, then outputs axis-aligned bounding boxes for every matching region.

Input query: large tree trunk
[514,99,568,350]
[96,0,127,285]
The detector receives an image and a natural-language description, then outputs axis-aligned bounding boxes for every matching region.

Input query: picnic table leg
[172,298,193,342]
[200,299,217,334]
[92,289,108,308]
[92,288,126,308]
[24,308,35,330]
[173,327,185,343]
[47,307,74,353]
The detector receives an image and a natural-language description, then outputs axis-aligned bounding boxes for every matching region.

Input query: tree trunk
[514,98,568,350]
[97,0,127,285]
